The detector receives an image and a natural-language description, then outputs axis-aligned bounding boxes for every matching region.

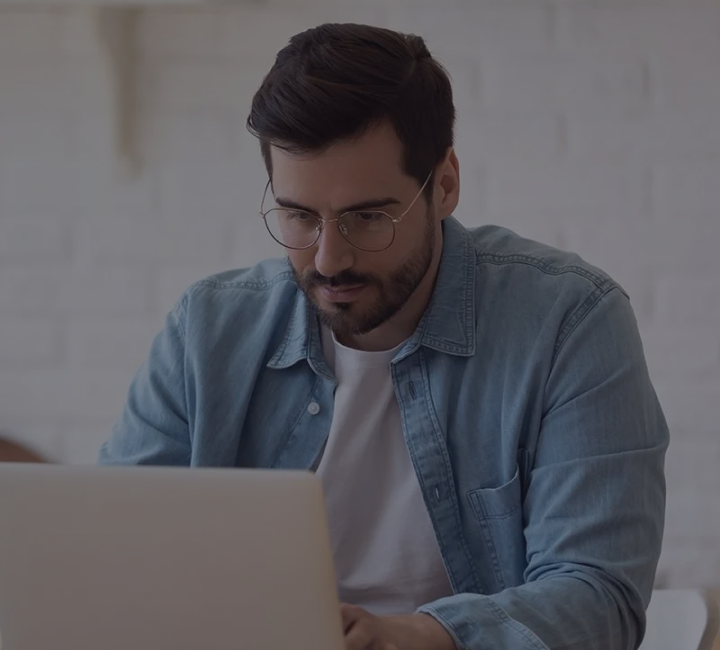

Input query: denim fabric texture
[100,217,669,650]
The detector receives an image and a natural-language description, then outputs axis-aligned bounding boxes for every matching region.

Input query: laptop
[0,463,345,650]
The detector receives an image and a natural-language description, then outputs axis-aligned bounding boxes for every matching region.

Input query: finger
[340,603,365,617]
[340,603,367,632]
[344,619,373,650]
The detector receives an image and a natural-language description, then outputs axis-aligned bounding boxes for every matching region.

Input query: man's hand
[341,603,456,650]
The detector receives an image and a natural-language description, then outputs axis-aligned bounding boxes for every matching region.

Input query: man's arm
[415,287,668,650]
[98,298,191,466]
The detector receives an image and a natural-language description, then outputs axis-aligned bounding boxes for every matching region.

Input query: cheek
[287,250,315,274]
[362,253,394,274]
[386,229,423,260]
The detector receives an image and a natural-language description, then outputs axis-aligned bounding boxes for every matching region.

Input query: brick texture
[0,0,718,588]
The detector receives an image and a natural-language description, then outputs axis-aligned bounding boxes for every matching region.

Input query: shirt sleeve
[98,297,192,466]
[417,286,669,650]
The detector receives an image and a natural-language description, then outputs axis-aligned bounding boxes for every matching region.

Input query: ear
[434,148,460,220]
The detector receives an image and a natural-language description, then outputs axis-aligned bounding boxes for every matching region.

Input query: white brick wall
[0,0,718,588]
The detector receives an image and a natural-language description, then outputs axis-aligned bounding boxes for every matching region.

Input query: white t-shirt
[316,328,453,615]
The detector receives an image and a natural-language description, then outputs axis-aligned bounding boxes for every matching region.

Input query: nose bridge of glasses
[313,217,357,275]
[304,213,357,244]
[316,214,352,244]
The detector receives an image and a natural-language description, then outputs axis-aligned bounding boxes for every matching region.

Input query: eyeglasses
[259,171,433,252]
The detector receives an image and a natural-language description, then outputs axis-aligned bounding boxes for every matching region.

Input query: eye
[284,210,314,223]
[352,211,386,223]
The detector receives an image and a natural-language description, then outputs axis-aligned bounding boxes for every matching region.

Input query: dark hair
[246,23,455,197]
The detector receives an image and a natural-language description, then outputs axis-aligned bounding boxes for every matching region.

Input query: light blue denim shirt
[99,216,668,650]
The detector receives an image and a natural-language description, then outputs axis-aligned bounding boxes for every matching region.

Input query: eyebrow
[274,195,402,214]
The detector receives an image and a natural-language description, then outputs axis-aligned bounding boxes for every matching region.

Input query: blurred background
[0,0,718,590]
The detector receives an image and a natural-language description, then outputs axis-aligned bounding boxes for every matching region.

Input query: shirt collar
[401,216,477,359]
[267,216,476,370]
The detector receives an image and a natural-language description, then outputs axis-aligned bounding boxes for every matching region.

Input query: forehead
[269,122,415,206]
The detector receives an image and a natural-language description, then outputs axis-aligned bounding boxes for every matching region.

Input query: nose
[313,220,355,279]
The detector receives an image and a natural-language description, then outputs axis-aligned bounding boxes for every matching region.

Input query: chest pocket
[467,465,526,590]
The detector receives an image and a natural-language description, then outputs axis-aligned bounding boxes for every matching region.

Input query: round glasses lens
[339,212,395,251]
[264,209,320,249]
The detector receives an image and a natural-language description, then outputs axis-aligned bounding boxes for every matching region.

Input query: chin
[318,306,367,336]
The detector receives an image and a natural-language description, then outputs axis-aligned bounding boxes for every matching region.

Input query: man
[99,23,669,650]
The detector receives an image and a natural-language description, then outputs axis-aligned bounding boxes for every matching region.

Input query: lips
[319,284,366,303]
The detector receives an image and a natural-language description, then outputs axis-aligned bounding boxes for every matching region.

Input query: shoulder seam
[475,251,612,289]
[553,284,625,360]
[189,270,295,292]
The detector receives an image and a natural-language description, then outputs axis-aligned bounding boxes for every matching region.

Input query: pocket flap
[467,467,522,520]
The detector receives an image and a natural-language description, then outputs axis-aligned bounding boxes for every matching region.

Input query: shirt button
[307,402,320,415]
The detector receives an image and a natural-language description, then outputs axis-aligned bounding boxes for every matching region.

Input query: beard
[291,208,436,339]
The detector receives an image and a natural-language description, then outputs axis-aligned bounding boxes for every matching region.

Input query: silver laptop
[0,464,345,650]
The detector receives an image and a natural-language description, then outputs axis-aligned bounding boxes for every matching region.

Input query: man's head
[247,24,459,347]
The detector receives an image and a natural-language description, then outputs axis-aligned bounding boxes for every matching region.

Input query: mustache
[303,270,375,288]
